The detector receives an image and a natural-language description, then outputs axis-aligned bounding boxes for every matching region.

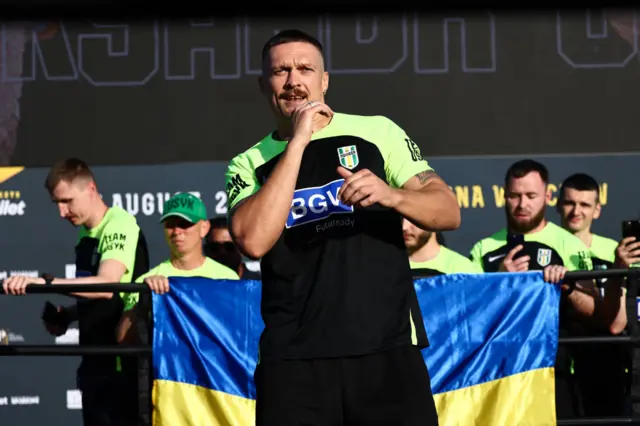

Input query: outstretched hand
[337,167,399,208]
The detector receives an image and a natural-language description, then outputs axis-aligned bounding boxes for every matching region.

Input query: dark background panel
[2,11,639,167]
[1,153,640,425]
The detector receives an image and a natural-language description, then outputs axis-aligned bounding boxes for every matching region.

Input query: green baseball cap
[160,192,207,224]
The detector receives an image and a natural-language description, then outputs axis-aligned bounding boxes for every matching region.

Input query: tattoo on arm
[415,171,438,185]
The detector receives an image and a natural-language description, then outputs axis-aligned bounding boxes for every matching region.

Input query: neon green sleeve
[563,235,593,271]
[379,117,433,188]
[219,267,240,280]
[225,152,260,211]
[469,242,485,272]
[99,219,138,274]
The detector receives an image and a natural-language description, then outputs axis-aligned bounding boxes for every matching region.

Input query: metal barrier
[1,271,640,425]
[0,283,152,426]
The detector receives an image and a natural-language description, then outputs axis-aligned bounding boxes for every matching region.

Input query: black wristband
[41,273,54,286]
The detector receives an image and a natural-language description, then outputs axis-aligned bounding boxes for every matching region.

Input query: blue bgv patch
[286,179,354,229]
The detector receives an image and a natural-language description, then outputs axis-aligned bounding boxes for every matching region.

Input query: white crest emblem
[337,145,359,170]
[536,249,552,267]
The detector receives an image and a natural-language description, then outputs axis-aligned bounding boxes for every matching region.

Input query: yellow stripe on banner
[433,367,556,426]
[153,379,256,426]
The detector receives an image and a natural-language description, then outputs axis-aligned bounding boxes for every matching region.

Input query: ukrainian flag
[152,272,559,426]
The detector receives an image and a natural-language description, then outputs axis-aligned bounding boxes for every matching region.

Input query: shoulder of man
[333,113,406,137]
[442,246,483,273]
[105,206,139,227]
[470,229,508,256]
[134,261,167,283]
[204,258,240,280]
[591,233,619,262]
[546,222,592,270]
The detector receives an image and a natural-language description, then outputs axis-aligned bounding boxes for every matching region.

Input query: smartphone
[507,233,525,249]
[622,220,640,241]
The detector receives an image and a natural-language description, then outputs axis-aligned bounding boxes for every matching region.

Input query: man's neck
[572,228,593,248]
[237,262,245,278]
[408,242,441,263]
[84,201,109,230]
[171,252,207,271]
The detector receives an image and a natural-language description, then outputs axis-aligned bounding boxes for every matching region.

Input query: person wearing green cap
[116,192,239,343]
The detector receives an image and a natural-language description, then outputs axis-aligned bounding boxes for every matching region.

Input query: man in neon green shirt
[117,193,238,343]
[556,172,636,417]
[402,218,480,276]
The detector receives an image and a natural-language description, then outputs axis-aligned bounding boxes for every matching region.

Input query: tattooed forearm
[415,170,438,185]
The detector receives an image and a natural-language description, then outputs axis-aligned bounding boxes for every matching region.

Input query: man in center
[225,29,461,426]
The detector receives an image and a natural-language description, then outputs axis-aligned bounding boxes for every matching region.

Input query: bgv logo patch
[286,179,353,228]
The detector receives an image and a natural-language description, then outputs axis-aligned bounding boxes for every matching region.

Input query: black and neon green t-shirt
[75,206,149,372]
[123,257,240,311]
[469,222,593,273]
[589,233,617,270]
[225,112,432,360]
[411,247,482,277]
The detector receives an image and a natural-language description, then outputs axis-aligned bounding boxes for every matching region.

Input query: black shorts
[254,344,439,426]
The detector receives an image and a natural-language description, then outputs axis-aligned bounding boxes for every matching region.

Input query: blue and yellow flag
[152,272,559,426]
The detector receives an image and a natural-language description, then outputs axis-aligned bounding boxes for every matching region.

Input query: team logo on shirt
[286,179,353,229]
[537,249,552,267]
[337,145,359,170]
[405,138,423,162]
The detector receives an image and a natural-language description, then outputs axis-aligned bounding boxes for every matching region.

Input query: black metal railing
[0,283,152,426]
[2,270,640,425]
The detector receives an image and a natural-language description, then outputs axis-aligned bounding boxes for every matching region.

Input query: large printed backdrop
[1,154,639,425]
[0,11,638,166]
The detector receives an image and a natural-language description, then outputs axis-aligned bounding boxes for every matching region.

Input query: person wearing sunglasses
[117,193,240,344]
[205,217,261,280]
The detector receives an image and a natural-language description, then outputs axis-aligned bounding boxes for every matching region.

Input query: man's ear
[200,220,211,239]
[593,203,602,220]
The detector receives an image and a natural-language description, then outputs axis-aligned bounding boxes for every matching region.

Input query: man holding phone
[469,160,628,419]
[555,172,636,417]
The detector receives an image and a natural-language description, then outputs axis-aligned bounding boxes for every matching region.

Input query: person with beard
[205,216,261,280]
[403,218,480,277]
[469,159,628,419]
[225,29,460,426]
[557,173,633,418]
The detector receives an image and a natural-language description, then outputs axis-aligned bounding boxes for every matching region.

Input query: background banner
[0,11,639,167]
[0,153,638,425]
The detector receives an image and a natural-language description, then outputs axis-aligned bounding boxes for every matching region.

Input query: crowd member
[557,173,618,271]
[225,29,461,426]
[117,193,238,345]
[205,216,261,280]
[402,218,480,277]
[469,159,627,418]
[2,158,149,426]
[557,172,632,417]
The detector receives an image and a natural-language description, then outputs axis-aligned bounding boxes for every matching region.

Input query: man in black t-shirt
[225,30,461,426]
[3,158,149,426]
